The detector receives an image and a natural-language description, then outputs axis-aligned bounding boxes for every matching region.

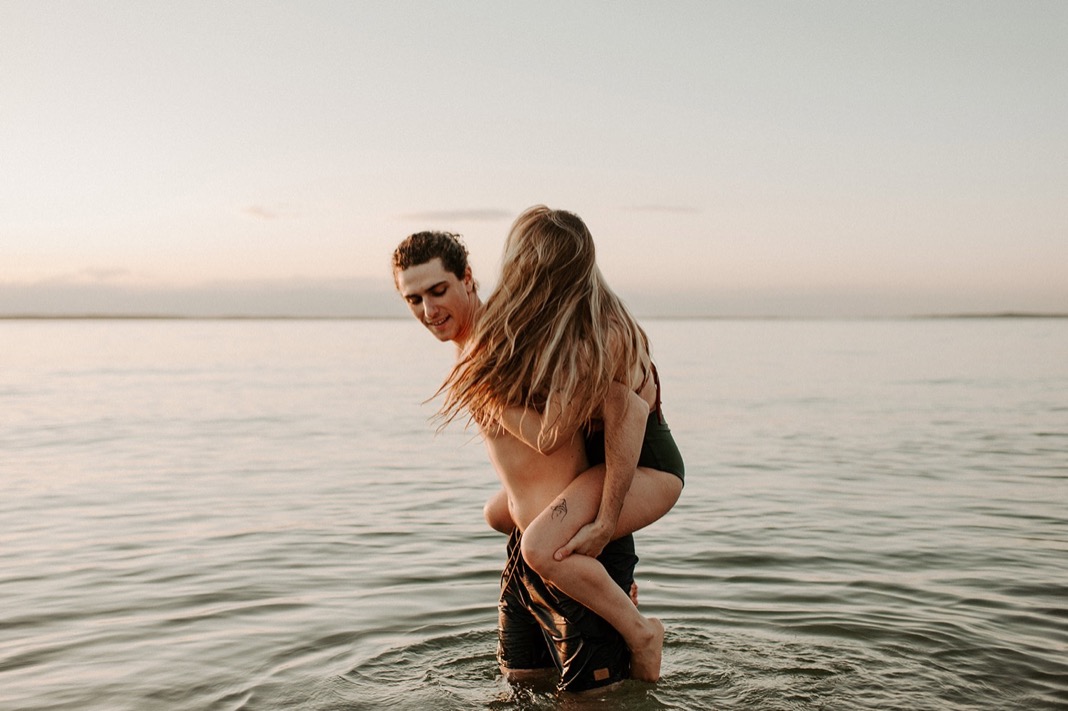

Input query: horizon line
[2,312,1066,322]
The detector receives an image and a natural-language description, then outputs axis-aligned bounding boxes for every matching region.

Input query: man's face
[395,258,475,343]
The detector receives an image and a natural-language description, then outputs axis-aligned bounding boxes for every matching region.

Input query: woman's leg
[519,464,680,681]
[485,486,642,604]
[525,464,681,555]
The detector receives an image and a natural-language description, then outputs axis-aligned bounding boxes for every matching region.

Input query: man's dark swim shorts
[498,529,638,692]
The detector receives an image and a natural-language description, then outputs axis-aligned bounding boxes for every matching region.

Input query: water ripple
[2,319,1067,710]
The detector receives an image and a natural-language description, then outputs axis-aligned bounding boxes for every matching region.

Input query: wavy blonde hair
[438,205,650,438]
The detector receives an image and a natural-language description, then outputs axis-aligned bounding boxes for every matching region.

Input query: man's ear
[463,266,474,291]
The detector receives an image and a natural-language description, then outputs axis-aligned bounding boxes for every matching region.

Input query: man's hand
[554,518,614,560]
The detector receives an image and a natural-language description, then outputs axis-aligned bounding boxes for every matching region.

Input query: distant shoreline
[2,313,1066,322]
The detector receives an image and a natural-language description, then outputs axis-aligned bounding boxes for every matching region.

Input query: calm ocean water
[1,318,1065,710]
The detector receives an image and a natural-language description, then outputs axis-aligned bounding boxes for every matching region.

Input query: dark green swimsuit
[584,365,686,482]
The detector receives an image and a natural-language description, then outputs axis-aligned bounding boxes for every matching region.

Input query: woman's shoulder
[598,325,649,387]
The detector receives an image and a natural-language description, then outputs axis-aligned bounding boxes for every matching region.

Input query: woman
[439,205,685,681]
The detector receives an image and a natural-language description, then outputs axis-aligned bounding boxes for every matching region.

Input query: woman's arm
[499,396,585,454]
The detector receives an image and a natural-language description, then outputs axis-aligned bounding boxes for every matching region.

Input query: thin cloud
[399,209,512,222]
[622,205,701,214]
[79,267,133,282]
[242,205,281,220]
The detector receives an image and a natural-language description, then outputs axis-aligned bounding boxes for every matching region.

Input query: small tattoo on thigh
[551,498,567,520]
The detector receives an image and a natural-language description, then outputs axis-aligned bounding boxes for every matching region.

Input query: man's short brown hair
[391,231,471,288]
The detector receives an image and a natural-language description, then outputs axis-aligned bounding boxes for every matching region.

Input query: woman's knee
[519,520,557,577]
[639,468,683,510]
[662,474,684,508]
[612,469,683,537]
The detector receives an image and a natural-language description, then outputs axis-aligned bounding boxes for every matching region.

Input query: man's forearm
[598,382,646,529]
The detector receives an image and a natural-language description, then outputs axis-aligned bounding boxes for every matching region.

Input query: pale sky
[2,1,1066,317]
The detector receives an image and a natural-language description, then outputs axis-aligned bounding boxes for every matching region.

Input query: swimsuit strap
[651,363,664,424]
[635,362,665,424]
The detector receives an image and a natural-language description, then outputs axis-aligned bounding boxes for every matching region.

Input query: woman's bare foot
[629,617,664,682]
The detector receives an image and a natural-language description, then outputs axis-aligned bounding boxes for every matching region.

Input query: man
[392,231,653,692]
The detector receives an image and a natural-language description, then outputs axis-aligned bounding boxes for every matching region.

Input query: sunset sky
[2,1,1065,317]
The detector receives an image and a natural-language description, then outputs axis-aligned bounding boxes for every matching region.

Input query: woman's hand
[554,518,614,560]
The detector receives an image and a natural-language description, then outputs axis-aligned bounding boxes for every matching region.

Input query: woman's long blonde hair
[438,205,650,438]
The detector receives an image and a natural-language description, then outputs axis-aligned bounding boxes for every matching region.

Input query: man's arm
[555,381,647,559]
